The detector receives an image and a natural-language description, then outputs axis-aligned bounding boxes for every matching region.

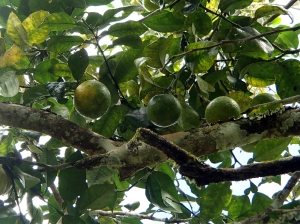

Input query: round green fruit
[146,94,182,127]
[0,165,12,195]
[250,93,281,114]
[74,80,111,119]
[205,96,241,123]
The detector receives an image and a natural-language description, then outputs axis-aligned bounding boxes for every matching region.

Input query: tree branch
[263,0,298,25]
[238,172,300,224]
[161,26,300,71]
[92,210,191,223]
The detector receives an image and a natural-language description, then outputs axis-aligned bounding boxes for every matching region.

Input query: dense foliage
[0,0,300,223]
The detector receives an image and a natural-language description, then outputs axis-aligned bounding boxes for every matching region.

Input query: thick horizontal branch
[91,210,191,223]
[2,102,300,180]
[0,102,115,155]
[180,156,300,186]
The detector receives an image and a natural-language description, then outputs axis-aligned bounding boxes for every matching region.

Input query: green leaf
[199,182,232,220]
[23,84,49,105]
[196,76,215,93]
[68,49,89,80]
[78,184,116,212]
[105,20,147,37]
[228,195,252,220]
[251,192,272,213]
[177,99,201,130]
[184,11,212,36]
[0,71,19,97]
[87,166,115,186]
[22,10,50,45]
[143,36,173,68]
[240,61,283,87]
[39,12,76,31]
[208,151,232,164]
[0,45,29,69]
[58,151,86,201]
[34,59,58,84]
[13,166,41,190]
[276,59,300,98]
[142,10,185,32]
[102,6,143,26]
[0,133,15,155]
[233,27,274,59]
[112,35,142,49]
[0,209,19,223]
[219,0,253,12]
[50,63,72,77]
[47,36,84,53]
[255,5,293,23]
[62,215,84,224]
[185,41,219,73]
[276,31,299,50]
[253,137,292,162]
[92,105,128,137]
[6,12,28,46]
[39,149,58,187]
[146,171,181,212]
[114,47,145,83]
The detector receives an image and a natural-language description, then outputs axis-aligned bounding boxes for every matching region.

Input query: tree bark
[1,102,300,180]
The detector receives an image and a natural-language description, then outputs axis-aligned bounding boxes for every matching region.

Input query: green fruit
[74,80,111,119]
[250,93,281,114]
[205,96,241,123]
[147,94,182,127]
[0,165,12,195]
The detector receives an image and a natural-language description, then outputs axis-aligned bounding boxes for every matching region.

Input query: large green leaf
[185,41,219,73]
[199,182,232,220]
[58,151,87,201]
[39,149,57,187]
[255,5,293,23]
[276,59,300,98]
[23,84,49,105]
[219,0,253,12]
[240,61,284,87]
[47,36,84,53]
[143,36,173,68]
[101,6,143,27]
[228,195,253,220]
[78,184,116,212]
[184,11,212,36]
[92,105,129,137]
[105,20,147,37]
[145,171,181,212]
[86,167,115,186]
[142,10,186,32]
[22,10,50,45]
[112,35,142,49]
[39,12,76,31]
[0,71,19,97]
[253,137,292,162]
[233,27,274,59]
[62,215,84,224]
[34,59,58,84]
[68,49,89,81]
[6,12,28,46]
[114,47,145,83]
[251,192,272,213]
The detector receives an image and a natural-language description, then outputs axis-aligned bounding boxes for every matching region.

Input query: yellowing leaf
[6,12,28,46]
[22,10,50,45]
[0,45,28,68]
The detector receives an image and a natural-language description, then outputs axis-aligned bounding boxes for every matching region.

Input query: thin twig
[161,26,300,71]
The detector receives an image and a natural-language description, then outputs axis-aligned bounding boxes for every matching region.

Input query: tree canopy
[0,0,300,223]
